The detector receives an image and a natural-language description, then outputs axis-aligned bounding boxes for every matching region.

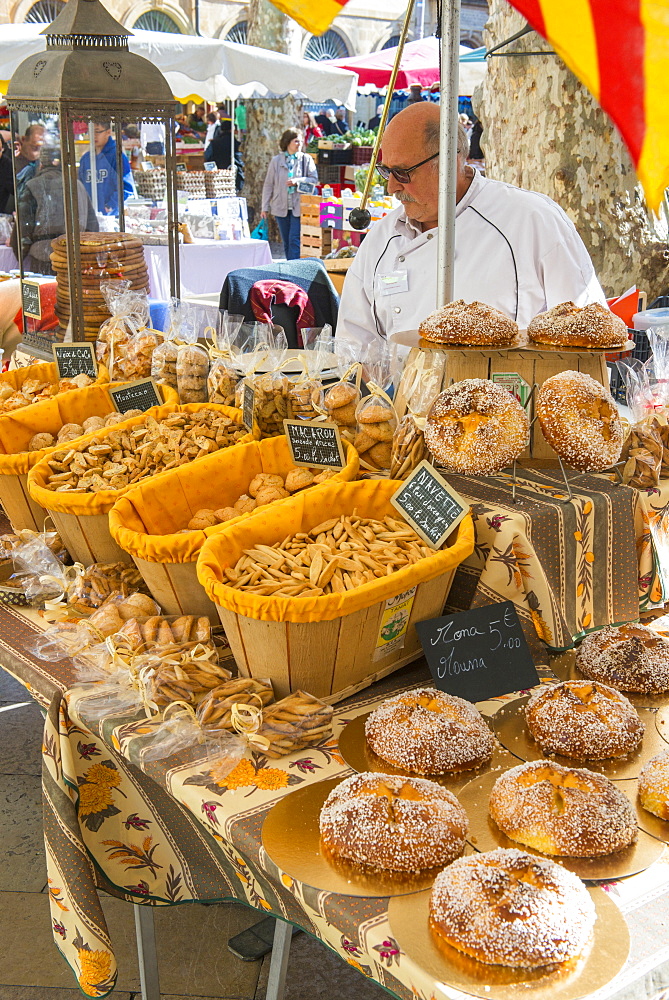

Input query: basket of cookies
[0,380,177,533]
[0,361,109,416]
[197,479,474,702]
[27,403,251,566]
[108,433,359,619]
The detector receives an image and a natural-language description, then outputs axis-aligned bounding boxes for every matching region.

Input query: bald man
[336,103,605,349]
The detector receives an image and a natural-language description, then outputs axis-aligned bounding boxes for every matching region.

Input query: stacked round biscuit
[50,232,149,341]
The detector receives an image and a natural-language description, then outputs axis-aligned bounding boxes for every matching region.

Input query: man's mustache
[395,191,417,203]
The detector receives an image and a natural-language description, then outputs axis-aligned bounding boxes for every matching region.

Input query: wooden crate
[130,556,217,620]
[300,224,332,258]
[46,510,132,567]
[0,473,50,532]
[300,195,321,227]
[216,570,456,704]
[396,344,609,464]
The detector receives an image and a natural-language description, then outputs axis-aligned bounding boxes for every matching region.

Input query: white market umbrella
[0,23,358,107]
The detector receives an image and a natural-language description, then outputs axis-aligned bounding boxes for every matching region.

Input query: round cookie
[365,687,495,774]
[429,848,596,968]
[525,680,644,759]
[424,378,529,475]
[319,771,468,872]
[489,759,637,856]
[536,371,623,472]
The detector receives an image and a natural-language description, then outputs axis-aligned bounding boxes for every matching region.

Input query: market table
[2,593,669,1000]
[144,238,273,298]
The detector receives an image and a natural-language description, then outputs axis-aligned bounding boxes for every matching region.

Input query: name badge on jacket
[377,270,409,296]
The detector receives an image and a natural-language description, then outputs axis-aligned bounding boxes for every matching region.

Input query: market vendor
[336,102,606,348]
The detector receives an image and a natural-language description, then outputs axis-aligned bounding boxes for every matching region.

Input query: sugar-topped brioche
[638,750,669,820]
[429,848,596,967]
[319,771,467,872]
[419,299,518,347]
[489,760,637,856]
[536,371,623,472]
[528,302,627,349]
[525,680,644,760]
[576,623,669,694]
[424,378,529,475]
[365,687,495,774]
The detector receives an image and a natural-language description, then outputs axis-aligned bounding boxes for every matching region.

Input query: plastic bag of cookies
[97,282,160,380]
[617,358,663,488]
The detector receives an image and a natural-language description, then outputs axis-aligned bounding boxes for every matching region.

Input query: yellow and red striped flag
[265,0,352,35]
[507,0,669,210]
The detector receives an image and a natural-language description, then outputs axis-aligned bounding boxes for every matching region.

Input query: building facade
[0,0,489,56]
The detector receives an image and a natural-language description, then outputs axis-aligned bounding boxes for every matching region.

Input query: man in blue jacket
[78,121,135,215]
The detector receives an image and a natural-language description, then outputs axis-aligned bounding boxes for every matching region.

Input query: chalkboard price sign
[52,343,98,380]
[242,382,255,432]
[21,279,42,320]
[109,379,162,414]
[415,601,539,703]
[390,460,469,549]
[284,419,346,470]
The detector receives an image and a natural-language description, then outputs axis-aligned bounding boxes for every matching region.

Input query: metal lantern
[6,0,180,354]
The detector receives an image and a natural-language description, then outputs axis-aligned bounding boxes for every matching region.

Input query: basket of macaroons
[108,434,359,619]
[0,379,174,534]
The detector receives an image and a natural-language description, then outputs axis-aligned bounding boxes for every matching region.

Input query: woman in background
[302,111,323,144]
[261,129,318,260]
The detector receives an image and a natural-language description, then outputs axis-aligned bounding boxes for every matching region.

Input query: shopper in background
[315,108,333,135]
[261,128,318,260]
[0,134,13,215]
[188,106,207,133]
[235,102,247,134]
[368,104,384,130]
[16,145,98,273]
[78,121,135,215]
[330,107,348,136]
[207,118,245,193]
[302,111,323,144]
[13,124,45,175]
[141,121,166,156]
[204,111,219,158]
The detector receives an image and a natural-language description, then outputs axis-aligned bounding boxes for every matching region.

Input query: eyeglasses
[376,151,439,184]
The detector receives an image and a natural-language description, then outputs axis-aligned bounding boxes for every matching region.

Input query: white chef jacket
[336,169,606,350]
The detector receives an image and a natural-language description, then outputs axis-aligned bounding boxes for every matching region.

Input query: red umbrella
[326,37,441,91]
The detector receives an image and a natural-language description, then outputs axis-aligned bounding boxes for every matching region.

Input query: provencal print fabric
[41,679,669,1000]
[444,469,668,655]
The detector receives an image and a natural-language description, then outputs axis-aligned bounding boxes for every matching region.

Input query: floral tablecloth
[444,469,669,656]
[32,664,669,1000]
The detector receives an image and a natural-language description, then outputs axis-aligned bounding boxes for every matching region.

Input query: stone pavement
[0,665,386,1000]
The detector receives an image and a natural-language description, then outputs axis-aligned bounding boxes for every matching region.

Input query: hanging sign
[242,382,255,432]
[390,460,469,550]
[284,419,346,470]
[109,378,162,414]
[52,343,98,380]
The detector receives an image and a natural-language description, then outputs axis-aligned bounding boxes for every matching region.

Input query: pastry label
[21,279,42,319]
[242,381,255,431]
[491,372,531,406]
[373,587,416,661]
[390,460,469,549]
[416,600,539,702]
[284,419,346,470]
[109,378,162,413]
[53,343,98,380]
